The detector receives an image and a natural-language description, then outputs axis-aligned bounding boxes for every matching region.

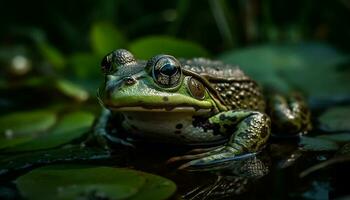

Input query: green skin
[92,49,312,171]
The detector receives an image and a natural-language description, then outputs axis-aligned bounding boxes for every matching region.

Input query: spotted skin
[173,110,271,169]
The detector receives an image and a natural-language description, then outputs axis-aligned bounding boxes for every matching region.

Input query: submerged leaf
[16,164,176,200]
[129,36,209,59]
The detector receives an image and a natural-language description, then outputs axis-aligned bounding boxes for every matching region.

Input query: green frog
[92,49,311,170]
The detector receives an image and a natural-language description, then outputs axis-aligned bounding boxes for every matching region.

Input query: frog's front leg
[169,110,271,170]
[83,108,133,149]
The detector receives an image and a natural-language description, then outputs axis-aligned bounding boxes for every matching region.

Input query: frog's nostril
[124,77,136,85]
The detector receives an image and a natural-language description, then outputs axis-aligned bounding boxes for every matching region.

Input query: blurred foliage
[0,0,350,199]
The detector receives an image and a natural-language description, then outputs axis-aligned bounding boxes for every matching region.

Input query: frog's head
[98,49,226,115]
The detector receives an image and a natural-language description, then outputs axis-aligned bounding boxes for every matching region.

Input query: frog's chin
[106,106,212,114]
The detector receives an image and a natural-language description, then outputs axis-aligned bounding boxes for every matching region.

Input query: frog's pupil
[160,63,177,76]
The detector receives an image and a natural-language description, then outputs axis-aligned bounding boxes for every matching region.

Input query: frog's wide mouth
[106,105,212,113]
[100,94,215,113]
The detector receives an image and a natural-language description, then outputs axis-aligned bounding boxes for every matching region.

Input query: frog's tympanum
[94,49,311,170]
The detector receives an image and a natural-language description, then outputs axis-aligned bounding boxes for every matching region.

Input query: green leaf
[37,42,66,70]
[129,36,209,59]
[299,136,339,152]
[3,111,94,153]
[0,110,56,137]
[317,133,350,144]
[16,165,176,200]
[55,79,89,102]
[90,22,126,56]
[318,106,350,132]
[128,172,177,200]
[219,43,349,97]
[68,53,101,79]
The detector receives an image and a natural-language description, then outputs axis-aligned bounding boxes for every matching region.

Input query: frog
[91,49,312,170]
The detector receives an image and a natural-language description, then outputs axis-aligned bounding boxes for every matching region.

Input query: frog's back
[180,58,265,111]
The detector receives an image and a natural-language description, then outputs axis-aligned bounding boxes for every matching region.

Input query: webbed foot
[167,146,256,171]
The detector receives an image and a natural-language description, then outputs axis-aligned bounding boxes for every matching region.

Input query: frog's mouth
[106,105,212,114]
[100,95,215,114]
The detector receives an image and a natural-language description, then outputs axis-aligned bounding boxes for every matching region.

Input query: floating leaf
[317,133,350,144]
[0,146,111,178]
[3,111,94,153]
[90,22,126,56]
[16,164,176,200]
[299,136,339,152]
[219,43,349,96]
[318,106,350,132]
[55,79,89,102]
[128,171,177,200]
[0,110,56,137]
[129,36,209,59]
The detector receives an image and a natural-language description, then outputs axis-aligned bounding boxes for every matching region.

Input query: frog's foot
[168,146,256,171]
[169,110,270,171]
[268,93,312,136]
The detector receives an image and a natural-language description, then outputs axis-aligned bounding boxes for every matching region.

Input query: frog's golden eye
[187,77,206,100]
[150,56,182,88]
[101,49,136,75]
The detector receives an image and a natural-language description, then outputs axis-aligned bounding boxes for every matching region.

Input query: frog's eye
[101,49,136,75]
[150,56,182,88]
[187,77,206,100]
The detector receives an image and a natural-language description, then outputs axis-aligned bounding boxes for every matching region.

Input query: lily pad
[129,36,209,59]
[2,111,94,153]
[299,136,339,152]
[318,106,350,132]
[16,165,176,200]
[0,110,56,136]
[317,133,350,144]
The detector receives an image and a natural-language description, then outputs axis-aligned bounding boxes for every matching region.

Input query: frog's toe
[166,146,225,164]
[177,148,258,171]
[178,152,235,170]
[186,146,225,154]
